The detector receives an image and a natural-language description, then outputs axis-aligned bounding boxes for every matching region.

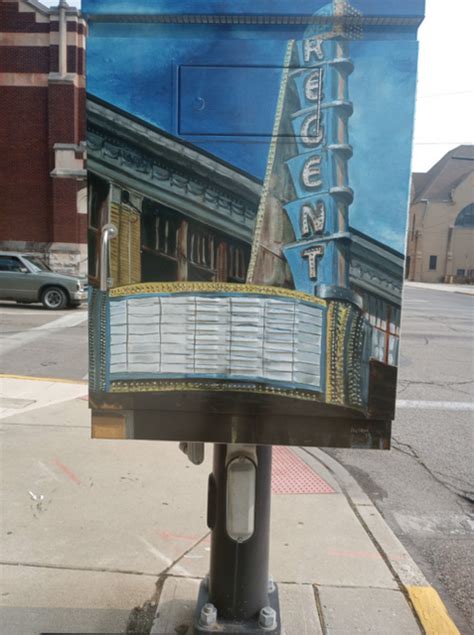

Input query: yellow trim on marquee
[108,281,327,307]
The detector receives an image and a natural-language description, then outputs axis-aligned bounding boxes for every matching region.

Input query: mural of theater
[85,0,422,448]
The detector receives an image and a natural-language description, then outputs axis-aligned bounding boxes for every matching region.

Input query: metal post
[194,443,280,634]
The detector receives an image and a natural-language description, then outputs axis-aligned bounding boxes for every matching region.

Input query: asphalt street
[327,286,474,632]
[0,302,88,381]
[0,286,473,631]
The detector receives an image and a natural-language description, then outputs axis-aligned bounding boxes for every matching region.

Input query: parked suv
[0,252,86,310]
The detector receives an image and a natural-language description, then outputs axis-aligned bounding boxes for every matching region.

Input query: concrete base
[151,577,322,635]
[193,578,281,634]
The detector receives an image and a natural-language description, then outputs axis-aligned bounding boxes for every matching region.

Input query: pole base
[194,578,281,634]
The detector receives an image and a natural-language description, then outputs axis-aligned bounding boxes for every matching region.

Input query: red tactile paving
[271,446,335,495]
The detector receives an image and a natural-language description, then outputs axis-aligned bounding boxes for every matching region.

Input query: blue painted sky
[87,29,289,176]
[87,2,420,252]
[348,39,418,252]
[83,0,424,19]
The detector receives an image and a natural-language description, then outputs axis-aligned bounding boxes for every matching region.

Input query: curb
[404,281,474,296]
[299,447,461,635]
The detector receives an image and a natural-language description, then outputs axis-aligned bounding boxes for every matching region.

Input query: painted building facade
[85,0,423,448]
[407,145,474,284]
[0,0,87,274]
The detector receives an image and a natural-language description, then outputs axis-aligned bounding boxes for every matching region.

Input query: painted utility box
[85,0,424,448]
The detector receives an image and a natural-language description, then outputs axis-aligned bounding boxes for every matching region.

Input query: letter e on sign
[302,156,323,189]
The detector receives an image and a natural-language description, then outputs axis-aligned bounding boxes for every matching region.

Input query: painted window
[138,197,250,284]
[356,290,400,366]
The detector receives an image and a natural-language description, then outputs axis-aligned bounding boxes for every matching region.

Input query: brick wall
[0,0,87,267]
[0,46,50,73]
[0,1,50,33]
[0,86,51,243]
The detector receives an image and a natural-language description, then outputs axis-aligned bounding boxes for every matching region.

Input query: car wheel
[41,287,67,310]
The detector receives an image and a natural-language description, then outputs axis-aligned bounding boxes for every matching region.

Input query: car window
[23,256,51,272]
[0,256,26,272]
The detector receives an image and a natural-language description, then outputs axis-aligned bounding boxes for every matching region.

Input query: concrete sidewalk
[0,378,460,634]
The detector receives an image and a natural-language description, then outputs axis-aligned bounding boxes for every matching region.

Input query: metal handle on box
[100,223,118,292]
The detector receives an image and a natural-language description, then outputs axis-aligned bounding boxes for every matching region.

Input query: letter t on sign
[303,245,324,280]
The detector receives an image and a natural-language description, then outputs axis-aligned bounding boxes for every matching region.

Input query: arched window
[454,203,474,228]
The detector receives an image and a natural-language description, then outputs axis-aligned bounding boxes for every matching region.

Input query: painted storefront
[85,0,423,447]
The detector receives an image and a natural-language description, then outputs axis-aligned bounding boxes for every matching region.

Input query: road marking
[0,373,87,385]
[0,377,87,420]
[35,312,88,330]
[0,309,64,316]
[406,586,460,635]
[1,377,472,413]
[0,312,88,355]
[397,400,474,411]
[0,396,36,408]
[403,300,428,304]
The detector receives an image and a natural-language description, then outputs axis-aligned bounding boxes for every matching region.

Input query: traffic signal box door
[85,0,424,448]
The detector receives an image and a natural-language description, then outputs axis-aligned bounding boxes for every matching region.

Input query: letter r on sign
[304,38,324,63]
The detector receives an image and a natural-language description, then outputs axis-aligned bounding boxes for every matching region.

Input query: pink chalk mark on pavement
[53,458,81,485]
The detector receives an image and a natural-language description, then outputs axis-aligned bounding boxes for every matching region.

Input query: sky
[42,0,473,174]
[412,0,474,172]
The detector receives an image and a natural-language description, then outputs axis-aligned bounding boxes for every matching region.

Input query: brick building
[0,0,86,274]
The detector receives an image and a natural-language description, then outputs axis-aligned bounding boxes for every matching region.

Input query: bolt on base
[194,578,281,634]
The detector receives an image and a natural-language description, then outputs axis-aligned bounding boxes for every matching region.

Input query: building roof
[25,0,81,17]
[87,95,261,243]
[412,145,474,203]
